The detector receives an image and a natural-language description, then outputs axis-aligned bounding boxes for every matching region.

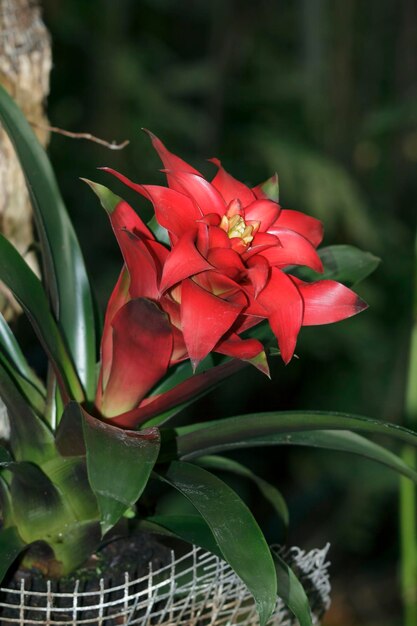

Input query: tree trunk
[0,0,51,320]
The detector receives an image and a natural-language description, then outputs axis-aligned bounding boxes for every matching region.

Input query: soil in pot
[0,531,171,624]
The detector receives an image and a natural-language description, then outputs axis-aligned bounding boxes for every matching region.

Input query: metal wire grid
[0,544,331,625]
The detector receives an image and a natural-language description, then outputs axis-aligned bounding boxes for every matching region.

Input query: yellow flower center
[220,214,256,245]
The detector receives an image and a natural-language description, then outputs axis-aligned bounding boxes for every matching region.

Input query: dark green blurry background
[38,2,417,624]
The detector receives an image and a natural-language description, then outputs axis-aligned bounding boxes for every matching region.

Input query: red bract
[102,132,366,372]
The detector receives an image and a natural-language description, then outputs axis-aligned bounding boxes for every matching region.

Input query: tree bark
[0,0,51,319]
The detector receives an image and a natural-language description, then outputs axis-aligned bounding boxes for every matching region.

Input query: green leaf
[42,455,99,522]
[0,85,96,400]
[1,454,101,576]
[0,234,83,401]
[142,513,311,624]
[176,411,417,466]
[239,430,417,482]
[0,361,55,464]
[0,312,45,396]
[257,173,279,202]
[82,179,121,214]
[0,350,45,415]
[141,514,221,557]
[291,245,380,287]
[147,215,170,245]
[20,520,101,578]
[196,455,289,528]
[159,460,277,626]
[0,476,14,527]
[55,401,86,457]
[272,550,313,626]
[0,527,26,584]
[8,461,69,542]
[82,410,160,534]
[0,445,12,464]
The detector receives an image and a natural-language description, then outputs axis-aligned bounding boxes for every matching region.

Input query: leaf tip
[81,178,121,214]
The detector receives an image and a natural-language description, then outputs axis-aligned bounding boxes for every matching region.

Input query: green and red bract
[99,131,366,383]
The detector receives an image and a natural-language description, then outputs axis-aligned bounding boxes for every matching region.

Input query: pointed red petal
[261,228,323,272]
[215,333,269,376]
[293,278,368,325]
[275,209,324,248]
[208,225,231,249]
[109,197,154,239]
[100,298,173,417]
[117,230,165,300]
[257,268,303,363]
[103,169,201,239]
[160,230,213,292]
[244,199,280,232]
[97,267,131,408]
[196,222,210,256]
[144,130,202,192]
[196,270,246,301]
[102,167,147,197]
[181,279,244,368]
[141,184,201,236]
[243,232,280,259]
[197,213,222,226]
[246,254,270,297]
[207,247,245,280]
[210,158,255,207]
[169,171,226,216]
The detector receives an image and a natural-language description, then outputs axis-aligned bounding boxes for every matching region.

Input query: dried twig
[29,121,130,150]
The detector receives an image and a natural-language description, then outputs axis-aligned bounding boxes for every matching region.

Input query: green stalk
[400,230,417,626]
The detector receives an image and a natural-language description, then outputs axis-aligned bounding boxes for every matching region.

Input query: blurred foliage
[26,0,417,623]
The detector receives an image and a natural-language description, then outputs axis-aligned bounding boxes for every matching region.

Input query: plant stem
[400,231,417,626]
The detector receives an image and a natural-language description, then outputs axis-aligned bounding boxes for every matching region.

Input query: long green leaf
[0,449,100,577]
[0,361,55,464]
[196,455,289,528]
[0,527,26,583]
[158,460,277,626]
[7,461,69,541]
[291,244,380,287]
[272,551,313,626]
[42,455,99,522]
[0,85,96,400]
[247,430,417,482]
[142,513,313,626]
[0,234,83,401]
[55,401,86,457]
[82,409,160,534]
[0,313,45,396]
[0,350,45,414]
[0,476,14,527]
[176,411,417,463]
[141,514,221,557]
[181,430,417,483]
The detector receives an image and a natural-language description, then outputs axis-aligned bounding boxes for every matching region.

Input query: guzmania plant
[0,85,416,626]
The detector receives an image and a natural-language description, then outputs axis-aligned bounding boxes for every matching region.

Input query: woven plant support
[0,544,331,625]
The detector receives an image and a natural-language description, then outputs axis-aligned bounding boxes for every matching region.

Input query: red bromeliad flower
[93,132,367,420]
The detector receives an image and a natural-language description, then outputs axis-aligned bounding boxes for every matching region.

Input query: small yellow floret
[221,214,255,245]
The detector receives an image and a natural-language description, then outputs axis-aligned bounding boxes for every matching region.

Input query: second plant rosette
[0,85,415,626]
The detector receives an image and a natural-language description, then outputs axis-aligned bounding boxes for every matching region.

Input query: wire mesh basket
[0,544,331,625]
